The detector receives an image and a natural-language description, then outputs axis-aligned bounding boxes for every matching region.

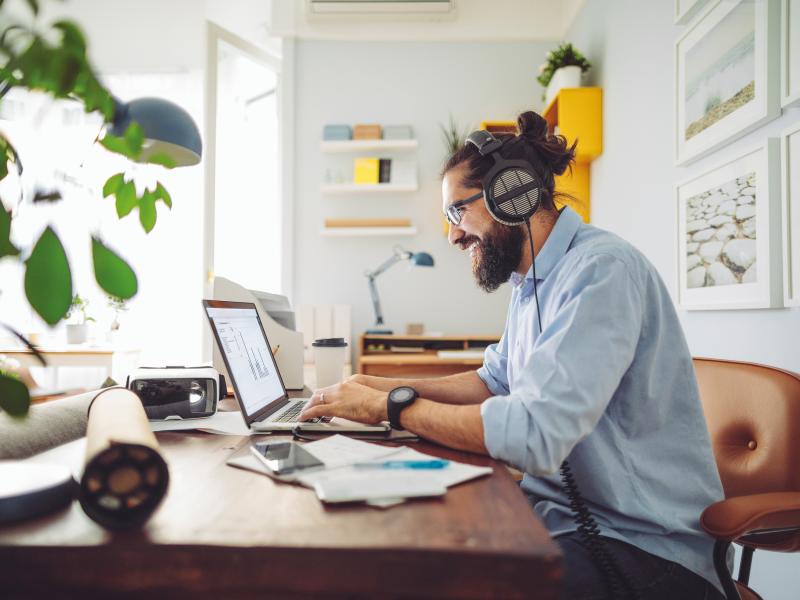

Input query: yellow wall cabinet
[542,87,603,223]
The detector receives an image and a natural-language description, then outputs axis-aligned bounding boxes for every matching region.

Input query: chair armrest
[701,492,800,540]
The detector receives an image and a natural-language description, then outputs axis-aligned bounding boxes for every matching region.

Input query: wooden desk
[0,432,561,599]
[358,334,500,378]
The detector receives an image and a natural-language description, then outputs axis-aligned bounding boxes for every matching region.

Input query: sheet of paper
[301,434,401,468]
[312,472,446,503]
[149,411,251,436]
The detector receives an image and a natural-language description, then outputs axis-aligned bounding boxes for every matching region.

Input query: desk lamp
[365,245,434,335]
[109,97,202,166]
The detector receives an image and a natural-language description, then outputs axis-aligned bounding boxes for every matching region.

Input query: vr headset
[127,366,226,421]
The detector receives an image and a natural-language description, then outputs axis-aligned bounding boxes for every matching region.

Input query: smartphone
[249,441,324,475]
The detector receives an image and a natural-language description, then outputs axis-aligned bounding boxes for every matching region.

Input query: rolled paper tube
[79,387,169,529]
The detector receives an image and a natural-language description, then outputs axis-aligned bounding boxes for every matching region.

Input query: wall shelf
[321,139,418,153]
[541,87,603,223]
[321,183,418,194]
[320,226,417,237]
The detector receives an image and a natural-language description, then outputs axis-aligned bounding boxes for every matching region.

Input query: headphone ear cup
[485,166,542,225]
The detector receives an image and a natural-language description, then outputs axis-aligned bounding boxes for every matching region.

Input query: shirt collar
[511,205,583,286]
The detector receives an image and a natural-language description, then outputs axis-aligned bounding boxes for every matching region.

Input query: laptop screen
[204,301,287,422]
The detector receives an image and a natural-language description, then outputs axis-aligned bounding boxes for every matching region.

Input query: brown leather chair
[694,357,800,600]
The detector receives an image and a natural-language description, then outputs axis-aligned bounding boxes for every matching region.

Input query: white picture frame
[782,0,800,107]
[675,0,711,25]
[676,139,783,310]
[675,0,780,165]
[782,123,800,306]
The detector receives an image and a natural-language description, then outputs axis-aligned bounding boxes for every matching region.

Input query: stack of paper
[227,435,492,508]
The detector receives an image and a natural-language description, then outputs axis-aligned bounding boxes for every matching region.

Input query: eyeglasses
[445,191,483,226]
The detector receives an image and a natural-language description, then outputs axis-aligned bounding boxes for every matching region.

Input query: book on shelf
[324,218,412,228]
[436,349,486,360]
[354,157,379,184]
[389,345,425,353]
[353,124,381,140]
[379,158,391,183]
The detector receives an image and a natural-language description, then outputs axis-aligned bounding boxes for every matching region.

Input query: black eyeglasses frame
[445,191,483,226]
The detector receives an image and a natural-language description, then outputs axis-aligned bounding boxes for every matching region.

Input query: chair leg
[713,540,742,600]
[737,546,755,586]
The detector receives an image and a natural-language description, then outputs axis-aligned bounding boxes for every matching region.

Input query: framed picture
[677,139,782,310]
[675,0,711,25]
[782,123,800,306]
[782,0,800,107]
[675,0,780,165]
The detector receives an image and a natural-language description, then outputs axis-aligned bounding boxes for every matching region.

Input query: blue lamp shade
[110,97,202,166]
[411,252,434,267]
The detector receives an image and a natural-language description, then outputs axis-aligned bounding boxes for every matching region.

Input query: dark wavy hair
[441,110,577,212]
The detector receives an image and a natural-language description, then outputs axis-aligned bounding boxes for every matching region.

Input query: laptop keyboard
[275,402,331,424]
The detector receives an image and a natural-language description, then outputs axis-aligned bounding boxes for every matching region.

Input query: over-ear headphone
[465,129,545,226]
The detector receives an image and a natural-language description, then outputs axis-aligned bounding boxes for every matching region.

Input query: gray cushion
[0,390,98,459]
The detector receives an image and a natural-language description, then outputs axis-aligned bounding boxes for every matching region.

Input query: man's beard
[461,222,524,292]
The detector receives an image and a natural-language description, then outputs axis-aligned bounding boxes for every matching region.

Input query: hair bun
[516,110,549,141]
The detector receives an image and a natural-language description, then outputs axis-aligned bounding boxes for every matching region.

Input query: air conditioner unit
[307,0,455,15]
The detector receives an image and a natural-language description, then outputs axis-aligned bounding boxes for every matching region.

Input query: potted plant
[65,294,95,344]
[537,42,592,105]
[106,294,128,343]
[440,114,469,158]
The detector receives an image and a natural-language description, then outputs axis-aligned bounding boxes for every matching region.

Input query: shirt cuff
[480,395,529,466]
[477,365,507,397]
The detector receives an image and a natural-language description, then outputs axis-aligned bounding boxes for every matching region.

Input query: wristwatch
[387,386,418,430]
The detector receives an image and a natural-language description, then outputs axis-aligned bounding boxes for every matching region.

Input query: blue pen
[353,459,450,470]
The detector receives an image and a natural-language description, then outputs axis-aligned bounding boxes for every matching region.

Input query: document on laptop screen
[207,307,284,415]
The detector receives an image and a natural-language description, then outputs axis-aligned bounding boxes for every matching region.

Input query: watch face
[392,387,415,402]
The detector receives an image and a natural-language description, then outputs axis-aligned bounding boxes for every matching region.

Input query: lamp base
[366,328,393,335]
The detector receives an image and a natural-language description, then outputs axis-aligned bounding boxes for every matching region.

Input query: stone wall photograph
[685,172,757,288]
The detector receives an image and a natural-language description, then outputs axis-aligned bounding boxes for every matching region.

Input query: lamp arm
[365,252,404,279]
[367,274,385,326]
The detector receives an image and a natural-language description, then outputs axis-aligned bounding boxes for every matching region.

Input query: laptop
[203,300,390,433]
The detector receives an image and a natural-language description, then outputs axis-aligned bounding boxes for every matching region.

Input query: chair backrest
[693,357,800,499]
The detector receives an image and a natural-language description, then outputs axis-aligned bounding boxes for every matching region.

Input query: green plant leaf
[92,237,137,300]
[24,226,72,325]
[146,152,176,169]
[138,189,157,233]
[155,182,172,209]
[52,20,86,54]
[102,172,125,197]
[0,373,30,417]
[115,180,137,218]
[0,203,19,259]
[124,122,144,156]
[99,122,144,160]
[99,132,131,156]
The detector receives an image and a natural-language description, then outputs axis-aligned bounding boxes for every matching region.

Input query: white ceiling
[270,0,588,42]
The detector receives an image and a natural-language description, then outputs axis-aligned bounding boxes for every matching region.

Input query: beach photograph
[684,1,755,141]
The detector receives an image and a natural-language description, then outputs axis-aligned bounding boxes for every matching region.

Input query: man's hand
[299,380,388,424]
[345,373,404,392]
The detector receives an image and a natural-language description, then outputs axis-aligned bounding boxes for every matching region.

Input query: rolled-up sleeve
[480,253,644,476]
[477,334,510,396]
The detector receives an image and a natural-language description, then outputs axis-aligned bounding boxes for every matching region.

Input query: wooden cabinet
[357,333,500,378]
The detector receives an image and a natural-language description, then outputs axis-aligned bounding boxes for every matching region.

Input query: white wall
[566,1,799,597]
[292,40,555,344]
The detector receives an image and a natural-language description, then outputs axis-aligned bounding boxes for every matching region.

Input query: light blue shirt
[478,206,724,591]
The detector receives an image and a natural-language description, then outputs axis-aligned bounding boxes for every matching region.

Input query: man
[300,112,725,599]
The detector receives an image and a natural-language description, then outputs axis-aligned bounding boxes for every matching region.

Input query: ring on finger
[320,392,325,404]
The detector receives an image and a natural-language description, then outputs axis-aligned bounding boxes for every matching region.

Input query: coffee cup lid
[312,337,348,348]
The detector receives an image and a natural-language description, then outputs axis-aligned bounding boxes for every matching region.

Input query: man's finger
[299,402,339,421]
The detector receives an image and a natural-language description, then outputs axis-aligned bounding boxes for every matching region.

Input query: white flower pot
[545,65,583,105]
[66,323,88,345]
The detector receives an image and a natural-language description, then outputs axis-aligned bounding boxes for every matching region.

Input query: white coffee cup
[312,338,348,389]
